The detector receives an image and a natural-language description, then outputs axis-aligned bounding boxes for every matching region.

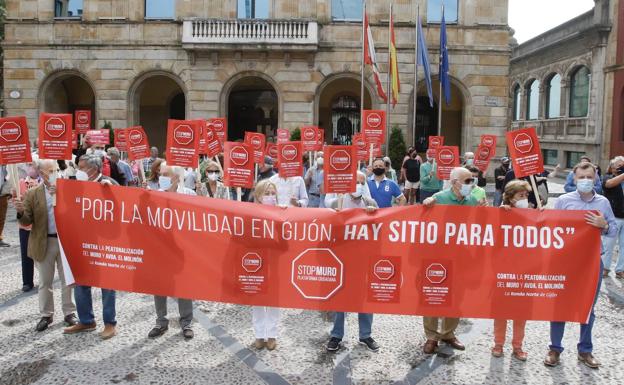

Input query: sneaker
[359,337,380,352]
[64,322,96,334]
[326,337,342,352]
[99,324,117,340]
[148,325,168,338]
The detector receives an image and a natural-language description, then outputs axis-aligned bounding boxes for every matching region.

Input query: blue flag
[439,7,451,105]
[417,19,434,108]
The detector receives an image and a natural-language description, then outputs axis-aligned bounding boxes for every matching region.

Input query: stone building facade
[2,0,511,157]
[510,0,623,169]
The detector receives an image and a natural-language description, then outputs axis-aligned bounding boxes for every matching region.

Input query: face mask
[48,171,58,186]
[207,173,219,182]
[373,168,386,176]
[617,166,624,175]
[460,183,473,197]
[514,199,529,209]
[352,184,364,198]
[576,179,594,193]
[261,195,277,206]
[316,158,324,166]
[159,176,172,190]
[465,159,474,166]
[75,170,89,181]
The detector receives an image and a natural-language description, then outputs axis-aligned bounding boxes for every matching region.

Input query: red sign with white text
[126,126,151,161]
[324,145,357,194]
[480,135,497,149]
[301,126,318,152]
[266,143,278,161]
[506,128,544,178]
[85,129,110,146]
[0,116,32,165]
[278,141,303,178]
[436,146,460,180]
[38,113,73,160]
[474,145,495,173]
[196,120,208,155]
[362,110,386,144]
[204,124,223,158]
[223,142,254,188]
[57,180,601,323]
[166,120,200,168]
[317,129,325,150]
[244,132,266,164]
[114,129,128,152]
[352,133,368,162]
[277,128,290,144]
[74,110,91,134]
[207,118,227,145]
[428,136,444,149]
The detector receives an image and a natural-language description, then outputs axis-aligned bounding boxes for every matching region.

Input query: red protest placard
[126,126,151,161]
[74,110,91,134]
[204,124,223,158]
[317,129,325,150]
[276,128,290,144]
[223,142,254,188]
[474,145,495,173]
[362,110,386,144]
[244,132,266,164]
[38,113,73,160]
[196,120,208,155]
[352,133,368,161]
[114,129,128,151]
[324,145,357,194]
[436,146,460,180]
[428,136,444,149]
[85,129,110,146]
[166,120,200,168]
[207,118,227,145]
[0,116,32,165]
[506,128,544,178]
[301,126,318,152]
[72,130,79,150]
[266,142,278,160]
[480,135,497,149]
[365,139,382,158]
[278,141,303,178]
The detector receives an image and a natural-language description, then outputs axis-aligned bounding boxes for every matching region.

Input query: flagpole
[413,5,420,148]
[437,3,444,137]
[360,0,366,134]
[386,2,393,149]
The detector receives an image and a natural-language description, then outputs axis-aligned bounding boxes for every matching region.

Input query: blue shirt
[367,177,402,208]
[564,171,602,194]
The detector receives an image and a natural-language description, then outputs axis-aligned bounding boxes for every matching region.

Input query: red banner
[207,118,227,145]
[324,146,357,194]
[244,132,266,164]
[57,180,600,322]
[480,134,497,149]
[436,146,460,180]
[38,113,73,160]
[474,145,495,173]
[362,110,386,144]
[74,110,91,134]
[223,142,254,188]
[85,129,110,146]
[114,129,128,152]
[428,136,444,149]
[204,124,223,158]
[266,143,278,161]
[166,120,200,168]
[506,128,544,178]
[301,126,318,152]
[278,141,303,178]
[352,133,368,162]
[276,128,290,144]
[366,140,382,158]
[0,116,32,164]
[126,126,151,161]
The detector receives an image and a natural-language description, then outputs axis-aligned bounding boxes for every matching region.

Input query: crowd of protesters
[2,138,619,370]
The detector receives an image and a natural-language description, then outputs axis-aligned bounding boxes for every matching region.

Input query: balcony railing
[511,117,593,141]
[182,19,318,48]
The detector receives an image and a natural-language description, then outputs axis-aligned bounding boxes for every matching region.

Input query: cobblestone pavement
[1,200,623,385]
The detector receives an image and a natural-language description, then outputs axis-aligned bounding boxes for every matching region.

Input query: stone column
[559,78,569,118]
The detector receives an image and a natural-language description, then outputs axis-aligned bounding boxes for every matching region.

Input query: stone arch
[37,69,97,125]
[564,61,591,82]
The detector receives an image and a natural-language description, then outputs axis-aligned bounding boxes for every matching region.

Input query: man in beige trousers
[14,159,77,332]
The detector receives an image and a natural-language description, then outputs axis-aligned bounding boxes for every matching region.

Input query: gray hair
[610,156,624,167]
[449,167,471,182]
[107,147,120,158]
[79,154,103,172]
[36,159,58,171]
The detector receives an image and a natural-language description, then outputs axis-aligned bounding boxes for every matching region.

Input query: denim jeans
[74,285,117,326]
[330,312,373,340]
[419,190,439,203]
[602,217,624,273]
[493,190,503,208]
[549,261,603,353]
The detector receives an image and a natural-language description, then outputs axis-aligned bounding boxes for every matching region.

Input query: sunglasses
[206,170,219,174]
[459,177,477,185]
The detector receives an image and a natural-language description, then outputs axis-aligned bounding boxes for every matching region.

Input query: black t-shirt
[602,173,624,218]
[403,159,421,183]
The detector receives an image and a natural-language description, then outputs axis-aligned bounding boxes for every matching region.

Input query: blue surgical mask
[460,183,473,197]
[576,179,594,193]
[159,176,172,190]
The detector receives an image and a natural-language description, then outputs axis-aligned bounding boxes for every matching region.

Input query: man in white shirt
[268,173,308,207]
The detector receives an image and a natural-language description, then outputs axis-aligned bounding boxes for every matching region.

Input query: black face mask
[617,166,624,175]
[373,168,386,176]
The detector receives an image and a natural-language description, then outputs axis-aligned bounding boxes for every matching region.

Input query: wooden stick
[236,187,242,202]
[337,193,344,211]
[255,163,259,182]
[529,174,543,210]
[8,164,20,200]
[369,144,374,166]
[309,151,313,170]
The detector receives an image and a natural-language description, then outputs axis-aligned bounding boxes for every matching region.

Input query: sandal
[491,345,504,358]
[513,348,528,361]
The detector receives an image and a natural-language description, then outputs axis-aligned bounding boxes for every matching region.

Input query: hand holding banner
[166,120,200,168]
[324,145,357,194]
[223,142,254,188]
[0,116,32,165]
[436,146,460,180]
[278,141,303,178]
[506,128,544,178]
[38,113,73,160]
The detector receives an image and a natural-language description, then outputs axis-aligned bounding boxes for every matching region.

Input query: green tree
[290,127,301,141]
[388,125,407,171]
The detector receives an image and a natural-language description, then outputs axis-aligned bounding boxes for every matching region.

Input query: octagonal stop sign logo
[303,127,316,140]
[281,144,298,161]
[513,133,533,154]
[174,125,194,145]
[437,148,454,165]
[478,146,490,160]
[44,117,66,138]
[367,112,382,128]
[374,260,395,281]
[242,253,262,273]
[292,248,343,300]
[426,263,447,284]
[128,130,143,145]
[330,150,351,171]
[0,121,22,142]
[230,145,249,166]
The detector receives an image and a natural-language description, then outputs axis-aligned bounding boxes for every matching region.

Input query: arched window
[331,95,359,144]
[546,74,561,118]
[512,84,521,121]
[569,66,590,117]
[526,79,540,120]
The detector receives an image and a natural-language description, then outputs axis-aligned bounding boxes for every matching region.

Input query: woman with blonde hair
[145,158,164,190]
[251,179,282,350]
[492,179,534,361]
[195,160,231,199]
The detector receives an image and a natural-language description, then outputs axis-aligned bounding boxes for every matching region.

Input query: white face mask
[514,199,529,209]
[75,170,89,181]
[261,195,277,206]
[207,173,219,182]
[316,158,324,167]
[48,171,58,185]
[460,183,473,197]
[465,158,474,166]
[159,176,172,190]
[352,183,364,198]
[576,179,594,193]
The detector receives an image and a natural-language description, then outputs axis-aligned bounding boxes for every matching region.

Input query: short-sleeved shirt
[432,188,479,206]
[403,159,421,183]
[471,186,486,202]
[367,177,402,208]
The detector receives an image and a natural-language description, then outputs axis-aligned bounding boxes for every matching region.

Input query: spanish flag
[389,7,400,107]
